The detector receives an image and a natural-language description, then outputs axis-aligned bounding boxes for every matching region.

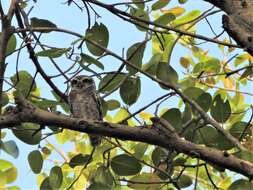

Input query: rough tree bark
[204,0,253,55]
[1,95,253,179]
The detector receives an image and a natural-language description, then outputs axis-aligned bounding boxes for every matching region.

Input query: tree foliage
[1,0,253,189]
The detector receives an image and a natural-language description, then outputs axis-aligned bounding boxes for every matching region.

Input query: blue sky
[1,0,248,189]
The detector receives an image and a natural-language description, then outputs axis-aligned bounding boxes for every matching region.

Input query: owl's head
[70,75,95,91]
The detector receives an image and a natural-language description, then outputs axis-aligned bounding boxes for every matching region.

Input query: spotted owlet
[69,75,102,147]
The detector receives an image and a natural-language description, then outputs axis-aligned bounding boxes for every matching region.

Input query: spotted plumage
[69,75,102,147]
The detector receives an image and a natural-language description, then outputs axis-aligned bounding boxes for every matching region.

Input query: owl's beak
[77,82,83,88]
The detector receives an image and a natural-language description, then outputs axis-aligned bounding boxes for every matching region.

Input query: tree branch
[0,0,18,111]
[1,95,253,179]
[85,0,240,48]
[14,8,68,103]
[203,0,253,56]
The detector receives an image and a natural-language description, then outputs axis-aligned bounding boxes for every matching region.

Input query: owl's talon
[78,119,87,126]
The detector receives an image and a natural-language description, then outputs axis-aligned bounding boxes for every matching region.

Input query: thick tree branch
[204,0,253,56]
[1,95,253,179]
[0,0,17,111]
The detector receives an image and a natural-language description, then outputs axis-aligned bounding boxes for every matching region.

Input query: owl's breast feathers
[69,89,102,120]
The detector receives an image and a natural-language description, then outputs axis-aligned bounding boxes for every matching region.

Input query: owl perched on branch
[69,75,102,147]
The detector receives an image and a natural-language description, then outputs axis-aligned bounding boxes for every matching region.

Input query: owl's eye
[82,78,92,83]
[71,79,78,86]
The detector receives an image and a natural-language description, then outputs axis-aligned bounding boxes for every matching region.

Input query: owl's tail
[89,134,101,147]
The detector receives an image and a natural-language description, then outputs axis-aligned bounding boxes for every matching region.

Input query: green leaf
[132,0,145,9]
[182,103,192,123]
[33,99,59,111]
[127,173,161,189]
[156,62,178,89]
[106,99,120,111]
[151,147,167,167]
[31,17,57,32]
[234,53,249,66]
[69,154,91,168]
[98,73,127,94]
[28,150,43,174]
[5,185,20,190]
[85,22,109,56]
[112,108,134,126]
[0,159,17,185]
[12,123,41,145]
[111,154,142,176]
[35,48,70,58]
[126,42,146,74]
[1,92,9,106]
[193,58,221,74]
[178,0,188,4]
[230,121,250,139]
[51,90,70,113]
[133,143,148,159]
[161,108,182,132]
[93,166,114,189]
[228,179,253,190]
[180,56,191,68]
[196,92,212,112]
[154,13,176,25]
[6,35,16,55]
[152,0,170,10]
[80,53,104,70]
[142,53,162,75]
[130,8,150,31]
[1,140,19,158]
[11,71,37,96]
[211,94,231,123]
[234,151,253,163]
[173,157,186,166]
[240,67,253,80]
[173,10,201,26]
[40,177,52,190]
[41,147,51,155]
[0,33,17,56]
[198,126,233,150]
[87,182,110,190]
[120,76,141,105]
[177,174,192,188]
[183,87,204,100]
[49,166,63,189]
[100,98,108,117]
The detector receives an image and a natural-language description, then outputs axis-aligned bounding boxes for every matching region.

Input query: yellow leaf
[222,77,234,89]
[32,87,41,97]
[36,173,46,187]
[139,112,153,121]
[249,54,253,62]
[180,57,190,68]
[113,108,136,126]
[161,7,185,16]
[55,129,80,144]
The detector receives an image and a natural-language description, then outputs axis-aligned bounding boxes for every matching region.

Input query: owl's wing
[91,91,103,121]
[68,90,75,116]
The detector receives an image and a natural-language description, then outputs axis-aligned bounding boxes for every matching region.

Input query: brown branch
[1,96,253,179]
[14,8,68,103]
[0,0,17,111]
[203,0,253,56]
